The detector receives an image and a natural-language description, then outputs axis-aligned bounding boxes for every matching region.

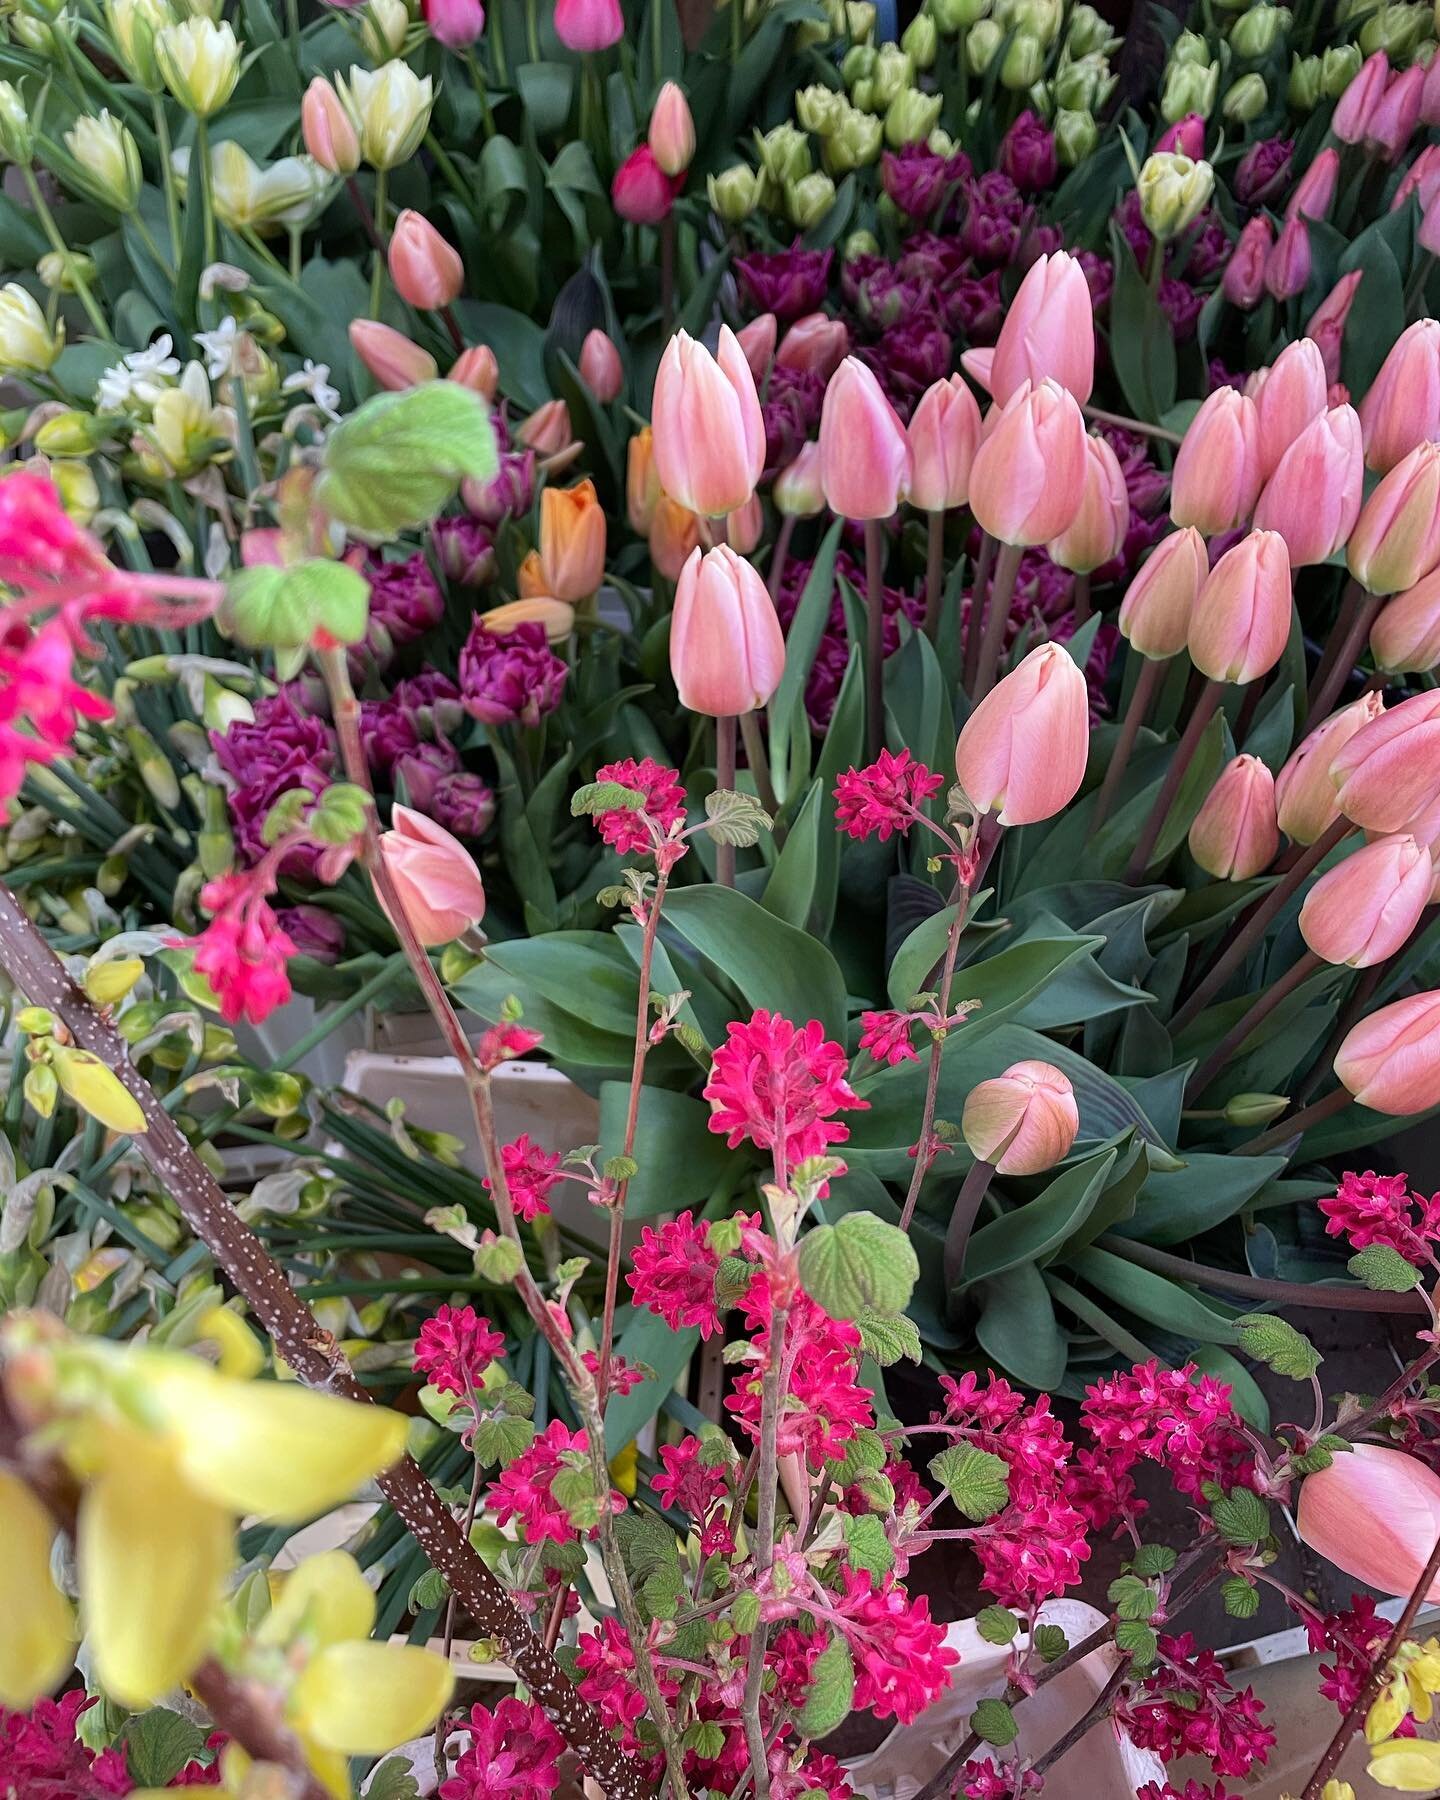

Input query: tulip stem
[1296,959,1388,1108]
[1093,652,1167,835]
[942,1157,995,1293]
[369,166,388,318]
[660,212,675,339]
[1123,675,1224,884]
[1234,1083,1353,1155]
[20,165,113,344]
[962,530,997,693]
[1082,402,1183,447]
[739,708,780,824]
[767,514,795,599]
[1098,1233,1427,1314]
[151,96,182,259]
[863,517,887,759]
[1183,948,1324,1103]
[344,175,387,254]
[923,509,945,640]
[716,712,737,885]
[970,539,1023,704]
[441,305,465,354]
[1305,575,1365,715]
[1071,569,1091,628]
[1307,582,1384,723]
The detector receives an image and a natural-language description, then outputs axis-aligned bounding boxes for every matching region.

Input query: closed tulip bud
[776,314,848,383]
[967,20,1004,72]
[349,319,437,391]
[1171,387,1263,532]
[1171,29,1212,65]
[797,83,848,134]
[774,442,825,517]
[362,0,410,59]
[996,30,1043,87]
[708,164,761,224]
[1331,689,1440,833]
[1264,211,1311,301]
[0,284,62,375]
[155,15,240,116]
[970,378,1087,546]
[555,0,623,48]
[1423,48,1440,122]
[827,106,884,170]
[1252,336,1328,479]
[1254,403,1363,567]
[653,327,765,519]
[579,328,623,403]
[1054,107,1099,165]
[962,1059,1078,1174]
[448,344,499,400]
[670,543,785,715]
[388,209,463,311]
[906,374,982,513]
[1359,320,1440,474]
[1333,48,1391,141]
[1419,188,1440,258]
[1054,51,1115,111]
[1366,60,1424,158]
[955,641,1089,823]
[1223,215,1273,309]
[1066,3,1110,52]
[648,496,702,581]
[735,315,777,386]
[757,122,812,183]
[422,0,486,48]
[1306,270,1363,387]
[1189,529,1292,685]
[988,249,1095,407]
[302,76,360,176]
[882,89,942,146]
[870,42,913,104]
[1048,432,1128,573]
[1275,691,1385,843]
[647,81,695,179]
[612,144,677,224]
[1287,146,1340,224]
[1300,832,1433,966]
[1322,42,1363,95]
[818,356,912,519]
[1348,442,1440,594]
[540,479,605,602]
[1361,0,1430,54]
[1118,527,1208,658]
[1333,989,1440,1112]
[64,111,141,212]
[0,83,32,165]
[1231,2,1290,54]
[517,397,573,457]
[379,805,487,946]
[627,426,661,533]
[1161,60,1219,121]
[1299,1445,1440,1598]
[1155,112,1204,158]
[1224,73,1269,122]
[902,11,939,65]
[1137,152,1216,241]
[339,62,435,171]
[784,171,835,227]
[725,494,763,555]
[107,0,175,91]
[1372,568,1440,672]
[934,0,989,28]
[1188,754,1279,878]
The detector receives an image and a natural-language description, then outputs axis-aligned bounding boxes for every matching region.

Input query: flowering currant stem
[741,1299,789,1800]
[1307,585,1385,723]
[942,1158,996,1292]
[971,540,1024,704]
[1234,1084,1353,1155]
[899,883,973,1234]
[864,517,887,760]
[1123,676,1224,884]
[923,509,945,641]
[962,531,997,693]
[1183,948,1324,1103]
[716,713,738,885]
[1092,652,1168,835]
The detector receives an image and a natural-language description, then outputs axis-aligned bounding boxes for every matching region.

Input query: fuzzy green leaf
[928,1444,1010,1522]
[1235,1313,1323,1381]
[797,1212,919,1320]
[1211,1486,1270,1546]
[316,382,499,536]
[798,1636,855,1738]
[854,1308,923,1367]
[1349,1245,1422,1292]
[971,1699,1018,1747]
[976,1606,1020,1645]
[1221,1576,1260,1620]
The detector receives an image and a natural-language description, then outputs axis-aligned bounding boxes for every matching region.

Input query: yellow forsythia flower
[47,1045,146,1134]
[0,1470,75,1706]
[1369,1738,1440,1791]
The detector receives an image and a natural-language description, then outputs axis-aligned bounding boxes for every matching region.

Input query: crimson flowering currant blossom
[1319,1167,1440,1263]
[437,1698,565,1800]
[191,870,300,1027]
[482,1132,563,1221]
[1080,1360,1252,1501]
[834,748,945,841]
[727,1290,874,1468]
[1115,1635,1275,1778]
[487,1419,622,1545]
[474,1020,544,1071]
[627,1210,726,1336]
[704,1008,868,1179]
[412,1304,505,1397]
[591,756,688,862]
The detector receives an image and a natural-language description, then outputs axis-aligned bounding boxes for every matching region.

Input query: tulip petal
[294,1641,455,1755]
[0,1470,75,1706]
[262,1550,376,1649]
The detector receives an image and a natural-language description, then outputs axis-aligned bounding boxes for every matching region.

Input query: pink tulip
[1264,212,1311,303]
[1274,691,1385,844]
[611,145,676,224]
[1253,403,1363,567]
[448,344,499,400]
[1420,189,1440,259]
[724,493,763,555]
[422,0,485,47]
[379,805,487,946]
[1332,49,1392,145]
[1287,146,1340,222]
[1368,62,1424,160]
[388,210,464,311]
[1347,441,1440,594]
[773,442,824,518]
[1047,433,1129,574]
[579,328,623,403]
[961,1059,1079,1175]
[1423,54,1440,126]
[301,76,359,175]
[1222,216,1272,310]
[1188,755,1279,880]
[906,374,982,514]
[986,250,1094,406]
[518,398,574,456]
[1333,988,1440,1113]
[652,327,765,518]
[1306,271,1363,387]
[1359,319,1440,473]
[555,0,623,49]
[954,642,1090,826]
[969,379,1087,547]
[648,81,695,177]
[1396,143,1440,213]
[1300,832,1433,967]
[1331,689,1440,833]
[735,314,777,384]
[1298,1445,1440,1598]
[670,544,785,716]
[776,313,849,382]
[1157,113,1204,160]
[1372,568,1440,673]
[1251,337,1328,480]
[1170,388,1263,534]
[349,319,438,391]
[818,356,913,520]
[1188,529,1292,685]
[1117,527,1208,659]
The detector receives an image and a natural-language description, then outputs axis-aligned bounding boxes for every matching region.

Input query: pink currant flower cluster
[834,748,945,842]
[591,756,688,867]
[483,1132,563,1221]
[1307,1593,1398,1719]
[1080,1360,1254,1502]
[627,1210,728,1336]
[727,1289,874,1468]
[192,870,300,1027]
[960,1759,1043,1798]
[437,1698,564,1800]
[1137,1782,1240,1800]
[1115,1634,1275,1779]
[1319,1167,1440,1264]
[0,1694,222,1797]
[486,1418,623,1545]
[703,1008,868,1180]
[413,1303,506,1398]
[474,1020,544,1071]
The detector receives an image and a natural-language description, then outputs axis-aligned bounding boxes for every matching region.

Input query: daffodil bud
[1161,57,1219,118]
[1054,106,1098,164]
[34,410,110,455]
[16,1006,56,1036]
[1288,52,1323,108]
[63,111,143,212]
[24,1063,58,1118]
[84,958,145,1008]
[125,725,181,810]
[786,170,837,226]
[1223,72,1269,119]
[50,461,99,525]
[362,0,411,59]
[106,0,175,90]
[1137,151,1216,240]
[797,83,847,133]
[0,82,33,163]
[201,674,253,732]
[35,250,96,294]
[49,1045,147,1134]
[0,284,62,375]
[967,19,1003,70]
[901,11,938,64]
[156,16,241,115]
[708,164,761,222]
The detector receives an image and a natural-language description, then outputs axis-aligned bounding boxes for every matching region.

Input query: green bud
[1359,0,1430,55]
[967,18,1003,70]
[871,43,914,103]
[248,1070,306,1117]
[1223,1092,1290,1126]
[931,0,989,26]
[1321,42,1362,95]
[17,1006,56,1036]
[841,42,876,82]
[128,1201,182,1251]
[34,410,111,456]
[1054,50,1115,110]
[786,170,837,227]
[1137,150,1216,240]
[825,103,884,169]
[201,674,255,733]
[222,558,371,653]
[125,726,181,810]
[96,851,128,897]
[885,86,944,142]
[0,83,33,163]
[901,10,939,63]
[1161,59,1219,119]
[756,121,812,182]
[849,77,877,111]
[1013,0,1062,41]
[708,164,761,223]
[796,82,847,134]
[1170,29,1211,65]
[1000,29,1046,87]
[1230,3,1290,56]
[1222,71,1269,119]
[61,111,143,212]
[168,719,212,769]
[845,0,877,37]
[107,0,175,91]
[1054,106,1098,164]
[844,227,880,259]
[198,785,234,881]
[1288,51,1322,107]
[1065,2,1111,53]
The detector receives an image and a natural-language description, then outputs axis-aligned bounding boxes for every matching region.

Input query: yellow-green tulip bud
[1223,71,1269,119]
[156,16,240,116]
[0,83,33,164]
[901,11,939,64]
[1360,0,1430,54]
[1231,3,1291,56]
[34,410,110,455]
[967,18,1003,70]
[932,0,989,26]
[35,250,97,293]
[1223,1092,1289,1126]
[361,0,411,59]
[871,43,914,103]
[338,60,434,170]
[0,285,62,375]
[797,82,847,133]
[11,13,56,51]
[885,86,943,142]
[929,124,959,152]
[1000,29,1045,86]
[826,103,884,168]
[1066,3,1110,52]
[1138,151,1216,241]
[756,120,812,181]
[1053,50,1114,109]
[707,163,760,222]
[845,0,877,38]
[786,170,836,227]
[106,0,175,90]
[844,227,880,258]
[842,42,877,82]
[1170,28,1211,64]
[1321,42,1363,94]
[1013,0,1061,41]
[850,77,876,110]
[1288,51,1322,106]
[1054,106,1098,164]
[1161,58,1219,119]
[63,111,143,212]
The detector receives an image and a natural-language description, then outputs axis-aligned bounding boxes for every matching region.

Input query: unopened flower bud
[155,16,241,116]
[757,122,811,183]
[1161,59,1219,119]
[827,105,883,170]
[932,0,989,28]
[648,81,695,177]
[1223,1092,1290,1125]
[1224,73,1269,120]
[999,31,1045,87]
[0,284,62,375]
[1288,52,1323,109]
[902,12,939,64]
[362,0,410,58]
[0,82,33,163]
[708,164,761,223]
[872,43,914,104]
[967,19,1003,70]
[36,250,95,294]
[106,0,175,91]
[1054,108,1098,164]
[63,111,142,212]
[797,83,847,134]
[1231,3,1290,56]
[787,171,836,226]
[1137,152,1215,241]
[1322,42,1363,95]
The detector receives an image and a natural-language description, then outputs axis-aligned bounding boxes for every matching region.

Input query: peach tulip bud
[1048,432,1129,574]
[388,209,464,310]
[818,356,912,520]
[1117,526,1208,659]
[969,378,1087,547]
[540,478,605,602]
[1187,754,1278,879]
[1274,690,1385,844]
[961,1059,1079,1175]
[579,328,623,403]
[1298,1445,1440,1598]
[555,0,623,50]
[1222,215,1272,310]
[1251,337,1328,480]
[648,80,695,177]
[349,319,438,391]
[954,642,1090,825]
[735,313,777,384]
[627,425,660,533]
[648,496,702,581]
[1347,441,1440,594]
[448,344,499,400]
[1287,146,1340,222]
[1170,387,1263,535]
[653,326,765,518]
[1372,567,1440,673]
[1331,689,1440,832]
[670,543,785,716]
[518,398,574,456]
[379,805,486,946]
[1359,319,1440,474]
[986,249,1095,406]
[1332,49,1392,145]
[906,374,981,514]
[1300,832,1433,966]
[776,313,849,382]
[483,595,575,640]
[1188,529,1292,685]
[774,442,825,518]
[302,75,359,175]
[1333,988,1440,1113]
[1367,61,1424,161]
[1253,402,1363,567]
[1305,271,1363,387]
[517,549,547,598]
[725,493,763,555]
[1263,212,1311,303]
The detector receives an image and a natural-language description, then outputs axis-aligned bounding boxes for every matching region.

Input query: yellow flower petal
[261,1551,376,1650]
[195,1305,264,1379]
[1369,1739,1440,1791]
[79,1451,229,1706]
[0,1469,75,1706]
[293,1641,454,1755]
[609,1439,638,1498]
[49,1046,146,1134]
[1367,1684,1408,1744]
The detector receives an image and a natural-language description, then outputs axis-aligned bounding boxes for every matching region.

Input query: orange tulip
[539,480,605,602]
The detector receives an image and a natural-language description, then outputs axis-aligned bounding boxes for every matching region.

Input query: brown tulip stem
[441,305,466,355]
[1234,1084,1354,1155]
[971,540,1024,703]
[1093,652,1168,834]
[1183,948,1324,1103]
[1123,676,1224,884]
[1307,585,1385,724]
[1083,402,1184,447]
[963,530,997,692]
[923,509,945,640]
[716,712,737,886]
[942,1158,996,1293]
[1072,569,1092,627]
[1305,576,1366,716]
[864,517,887,760]
[767,514,795,600]
[660,212,676,340]
[1098,1234,1427,1314]
[739,708,780,822]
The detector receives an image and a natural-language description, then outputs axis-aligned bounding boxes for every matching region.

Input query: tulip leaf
[663,884,847,1041]
[596,1083,731,1217]
[975,1261,1068,1389]
[769,519,842,805]
[958,1148,1118,1290]
[1069,1245,1242,1344]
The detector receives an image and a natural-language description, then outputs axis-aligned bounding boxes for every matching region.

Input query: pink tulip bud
[1368,61,1424,160]
[611,145,676,224]
[818,355,913,521]
[1187,754,1278,880]
[1188,529,1292,685]
[773,442,824,518]
[670,544,785,717]
[1372,567,1440,673]
[379,804,487,946]
[448,344,499,400]
[735,313,777,384]
[388,210,464,311]
[1156,113,1205,160]
[1274,691,1385,844]
[301,76,359,176]
[1331,689,1440,833]
[1298,1445,1440,1598]
[1253,403,1363,567]
[1359,319,1440,474]
[1423,54,1440,126]
[906,373,982,514]
[1332,49,1392,145]
[1264,212,1311,303]
[1333,987,1440,1113]
[349,319,438,391]
[969,378,1087,547]
[579,328,623,403]
[1348,441,1440,594]
[776,313,849,382]
[1222,215,1273,310]
[1047,432,1129,574]
[555,0,623,49]
[518,397,574,457]
[1420,188,1440,258]
[1170,387,1263,534]
[724,493,763,555]
[986,249,1095,407]
[961,1059,1079,1175]
[422,0,485,47]
[1300,832,1433,967]
[1305,271,1363,387]
[1286,146,1340,222]
[648,80,695,177]
[1252,337,1328,480]
[1117,526,1208,659]
[653,326,765,519]
[1395,143,1440,212]
[954,641,1090,825]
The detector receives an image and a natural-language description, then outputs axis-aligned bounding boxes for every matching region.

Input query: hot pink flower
[413,1303,506,1396]
[591,756,687,855]
[438,1698,564,1800]
[859,1009,921,1065]
[831,1567,959,1723]
[488,1418,618,1545]
[484,1132,562,1221]
[1081,1361,1251,1499]
[475,1021,544,1071]
[1117,1635,1275,1778]
[728,1291,873,1467]
[0,1694,135,1800]
[628,1211,724,1336]
[834,749,944,840]
[703,1009,868,1175]
[1318,1167,1439,1259]
[192,871,298,1026]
